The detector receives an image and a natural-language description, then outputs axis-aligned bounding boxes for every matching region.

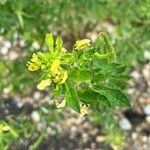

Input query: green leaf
[78,89,111,107]
[45,33,54,52]
[78,89,99,103]
[93,63,126,78]
[65,83,80,113]
[107,75,130,90]
[56,36,63,52]
[93,87,130,107]
[98,95,111,108]
[69,69,90,82]
[52,85,63,98]
[91,72,110,83]
[101,63,126,74]
[106,78,127,90]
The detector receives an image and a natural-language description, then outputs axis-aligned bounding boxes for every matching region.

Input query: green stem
[94,52,111,59]
[100,32,116,62]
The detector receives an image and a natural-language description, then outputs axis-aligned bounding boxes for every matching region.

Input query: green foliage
[27,32,130,115]
[65,83,80,113]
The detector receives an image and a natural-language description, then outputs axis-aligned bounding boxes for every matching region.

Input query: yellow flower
[53,75,61,83]
[51,59,68,84]
[59,71,68,84]
[27,53,41,71]
[37,79,51,90]
[51,59,61,77]
[55,99,66,108]
[74,39,91,50]
[80,104,89,117]
[31,53,40,62]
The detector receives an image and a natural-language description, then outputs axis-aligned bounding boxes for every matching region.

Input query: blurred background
[0,0,150,149]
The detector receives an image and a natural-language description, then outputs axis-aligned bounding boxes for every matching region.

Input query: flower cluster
[26,33,92,116]
[26,32,129,118]
[27,55,68,90]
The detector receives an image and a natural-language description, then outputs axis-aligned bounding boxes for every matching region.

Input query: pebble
[143,104,150,115]
[130,70,141,80]
[44,95,52,104]
[119,118,132,130]
[33,91,41,100]
[4,41,11,49]
[143,144,148,150]
[87,32,97,42]
[91,142,96,149]
[22,97,34,104]
[131,132,138,140]
[136,126,142,132]
[8,51,19,60]
[32,42,40,49]
[31,111,40,122]
[96,135,107,142]
[102,22,115,35]
[82,133,88,143]
[0,46,9,55]
[13,32,18,40]
[14,96,23,108]
[146,116,150,123]
[71,126,77,133]
[127,88,135,95]
[139,97,149,104]
[3,86,12,94]
[141,136,148,142]
[90,128,98,136]
[142,64,150,80]
[19,39,26,47]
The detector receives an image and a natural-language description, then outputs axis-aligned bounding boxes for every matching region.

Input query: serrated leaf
[56,36,63,52]
[65,84,80,113]
[106,78,127,90]
[69,69,90,82]
[93,87,130,107]
[78,89,111,107]
[94,63,126,74]
[78,89,99,103]
[91,73,110,83]
[101,63,126,73]
[45,33,54,52]
[98,94,111,108]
